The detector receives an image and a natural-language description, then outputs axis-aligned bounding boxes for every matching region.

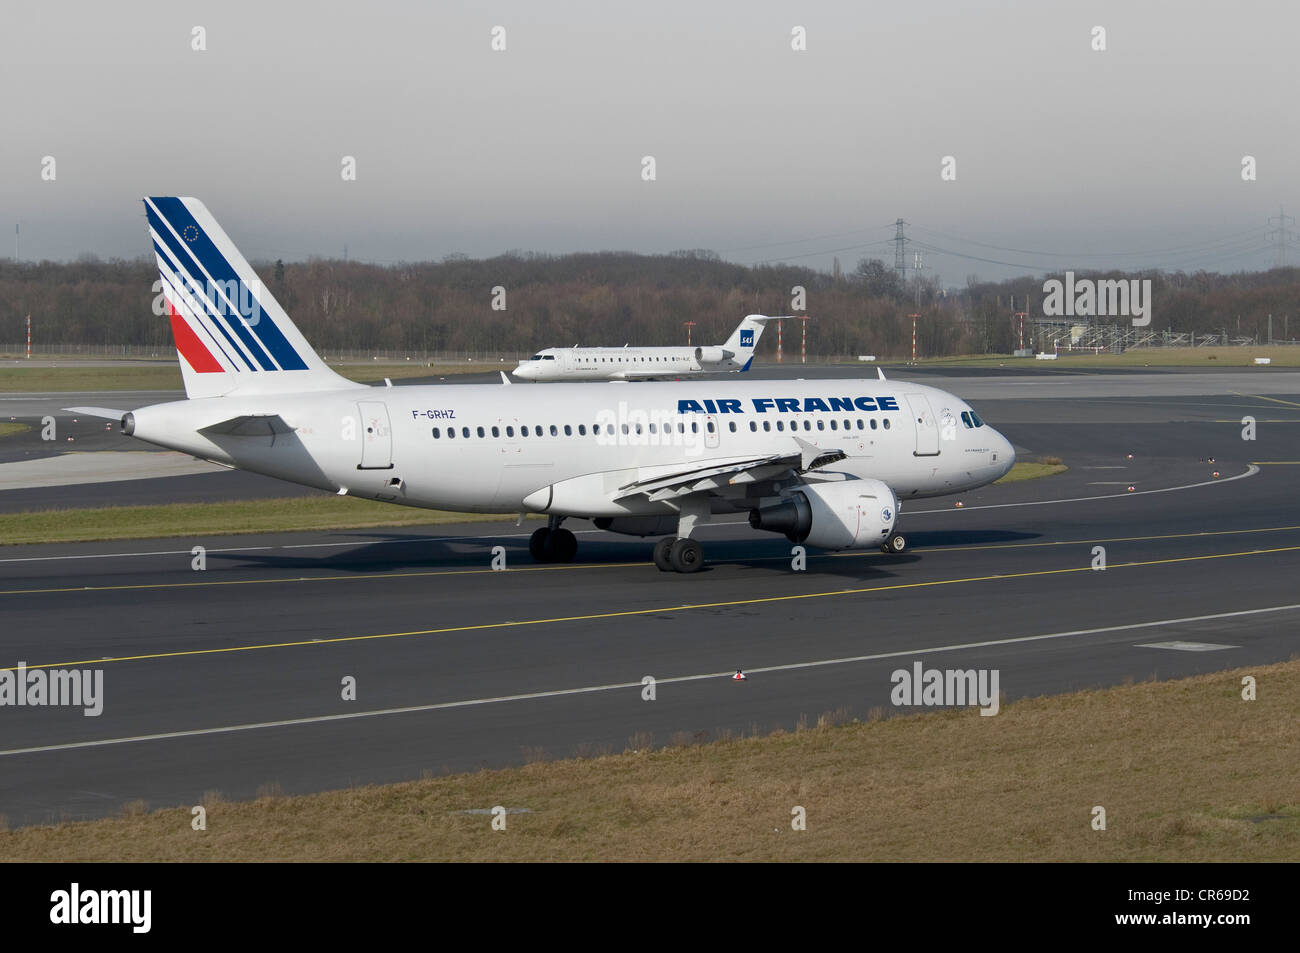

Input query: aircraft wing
[613,437,846,502]
[63,406,129,420]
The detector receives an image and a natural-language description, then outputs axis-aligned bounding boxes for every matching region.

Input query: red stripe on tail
[168,305,224,373]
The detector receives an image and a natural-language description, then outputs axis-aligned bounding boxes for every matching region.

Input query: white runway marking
[2,601,1296,758]
[1135,641,1239,652]
[908,464,1258,515]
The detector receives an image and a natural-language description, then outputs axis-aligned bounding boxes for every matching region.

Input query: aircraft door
[357,400,394,469]
[905,393,940,456]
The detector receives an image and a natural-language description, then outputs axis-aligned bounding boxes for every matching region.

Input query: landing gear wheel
[881,532,906,554]
[669,537,704,573]
[652,536,676,572]
[547,527,578,562]
[529,527,551,562]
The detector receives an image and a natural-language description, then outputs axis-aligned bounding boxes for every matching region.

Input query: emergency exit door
[357,400,394,469]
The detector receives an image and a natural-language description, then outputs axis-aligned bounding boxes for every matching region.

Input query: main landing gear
[880,532,907,555]
[529,516,577,563]
[651,496,709,573]
[652,536,703,573]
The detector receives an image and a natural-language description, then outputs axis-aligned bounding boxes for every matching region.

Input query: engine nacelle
[748,479,897,550]
[593,515,679,537]
[694,346,733,364]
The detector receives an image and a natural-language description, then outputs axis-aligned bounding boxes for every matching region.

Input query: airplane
[512,314,779,380]
[70,197,1015,574]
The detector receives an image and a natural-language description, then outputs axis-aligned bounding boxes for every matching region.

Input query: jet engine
[694,346,733,364]
[748,479,897,550]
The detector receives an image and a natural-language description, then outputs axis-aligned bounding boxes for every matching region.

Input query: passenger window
[432,427,440,438]
[578,424,586,435]
[649,423,656,434]
[856,420,864,430]
[462,427,470,438]
[521,426,529,437]
[564,424,572,436]
[728,421,736,432]
[777,421,785,431]
[870,419,878,430]
[550,425,558,436]
[804,420,811,431]
[506,426,514,437]
[763,421,771,431]
[817,420,825,431]
[749,421,757,432]
[707,421,715,433]
[447,428,456,439]
[830,420,838,430]
[477,426,485,438]
[884,419,891,430]
[621,424,629,435]
[492,426,500,437]
[691,422,699,433]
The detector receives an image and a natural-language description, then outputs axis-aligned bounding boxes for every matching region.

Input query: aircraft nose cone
[998,431,1016,475]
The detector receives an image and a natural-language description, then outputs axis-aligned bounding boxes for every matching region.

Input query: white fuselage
[514,346,744,381]
[125,377,1014,521]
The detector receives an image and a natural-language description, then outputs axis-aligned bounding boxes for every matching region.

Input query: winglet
[500,371,512,385]
[877,366,887,381]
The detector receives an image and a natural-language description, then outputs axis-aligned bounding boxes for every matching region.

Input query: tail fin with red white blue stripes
[144,196,355,398]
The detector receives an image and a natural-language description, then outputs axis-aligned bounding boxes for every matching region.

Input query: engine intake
[694,346,733,364]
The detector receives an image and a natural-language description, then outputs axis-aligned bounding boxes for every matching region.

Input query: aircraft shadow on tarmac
[207,527,1041,577]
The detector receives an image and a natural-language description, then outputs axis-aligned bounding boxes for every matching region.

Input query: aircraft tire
[529,527,551,561]
[652,536,676,572]
[669,537,703,573]
[549,527,578,562]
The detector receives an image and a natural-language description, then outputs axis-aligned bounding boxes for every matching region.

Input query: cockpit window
[970,411,985,428]
[529,354,543,361]
[961,411,973,429]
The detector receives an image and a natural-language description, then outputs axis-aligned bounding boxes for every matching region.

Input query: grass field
[876,346,1300,369]
[2,462,1060,545]
[995,460,1067,484]
[0,422,30,439]
[0,362,486,392]
[1,659,1292,860]
[0,495,515,545]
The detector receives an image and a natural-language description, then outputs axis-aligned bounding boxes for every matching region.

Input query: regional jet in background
[70,198,1014,573]
[512,315,779,381]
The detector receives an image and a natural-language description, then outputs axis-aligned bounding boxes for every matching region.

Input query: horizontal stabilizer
[63,406,128,421]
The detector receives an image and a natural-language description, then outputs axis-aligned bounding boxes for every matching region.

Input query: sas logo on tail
[739,330,754,347]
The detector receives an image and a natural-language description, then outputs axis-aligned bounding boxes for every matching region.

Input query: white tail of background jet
[719,315,781,371]
[144,197,355,399]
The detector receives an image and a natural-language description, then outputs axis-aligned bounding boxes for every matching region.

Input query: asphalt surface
[1,374,1299,827]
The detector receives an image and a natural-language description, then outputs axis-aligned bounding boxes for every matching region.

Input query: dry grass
[0,495,515,546]
[1,660,1294,862]
[0,362,494,393]
[893,346,1300,368]
[0,423,30,439]
[994,461,1068,484]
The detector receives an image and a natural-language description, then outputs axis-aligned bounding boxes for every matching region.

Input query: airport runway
[1,376,1299,826]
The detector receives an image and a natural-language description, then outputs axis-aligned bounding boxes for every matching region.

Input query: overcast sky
[2,0,1296,282]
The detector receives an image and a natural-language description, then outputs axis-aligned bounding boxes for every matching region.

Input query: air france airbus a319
[70,198,1015,573]
[513,314,778,381]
